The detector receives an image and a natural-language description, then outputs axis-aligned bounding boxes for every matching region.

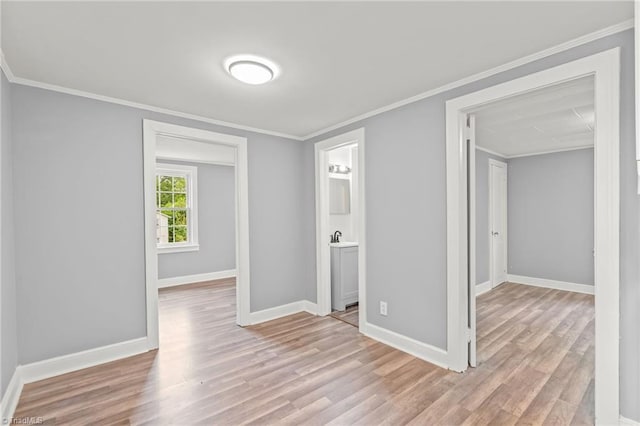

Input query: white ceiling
[1,2,632,139]
[475,76,594,158]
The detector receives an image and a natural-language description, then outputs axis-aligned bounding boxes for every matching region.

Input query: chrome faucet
[331,231,342,243]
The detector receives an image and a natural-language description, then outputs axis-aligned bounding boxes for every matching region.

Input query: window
[156,163,198,253]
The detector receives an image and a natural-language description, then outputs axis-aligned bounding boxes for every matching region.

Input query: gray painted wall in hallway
[508,148,594,285]
[474,149,507,285]
[157,160,236,280]
[308,30,639,421]
[1,70,18,398]
[11,84,315,364]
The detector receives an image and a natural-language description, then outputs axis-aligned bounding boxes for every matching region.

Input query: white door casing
[467,114,477,368]
[315,128,366,331]
[446,48,620,423]
[143,120,251,350]
[489,159,508,288]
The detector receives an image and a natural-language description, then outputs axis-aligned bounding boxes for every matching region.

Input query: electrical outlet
[380,301,388,316]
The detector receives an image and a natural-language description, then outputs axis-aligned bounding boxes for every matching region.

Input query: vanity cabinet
[331,245,359,311]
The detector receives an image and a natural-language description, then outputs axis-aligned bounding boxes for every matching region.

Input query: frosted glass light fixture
[225,55,279,85]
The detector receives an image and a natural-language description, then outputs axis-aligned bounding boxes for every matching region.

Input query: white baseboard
[20,337,150,384]
[476,280,492,296]
[361,321,448,370]
[301,300,319,315]
[621,416,640,425]
[158,269,236,288]
[508,274,594,295]
[249,300,318,325]
[1,368,23,424]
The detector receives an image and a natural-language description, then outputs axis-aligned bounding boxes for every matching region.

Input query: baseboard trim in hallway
[2,336,150,423]
[158,269,237,288]
[476,280,492,296]
[621,415,640,425]
[508,274,595,295]
[19,337,150,384]
[249,300,318,325]
[12,280,598,423]
[362,321,449,370]
[1,368,23,424]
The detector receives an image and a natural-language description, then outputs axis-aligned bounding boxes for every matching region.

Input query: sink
[329,241,358,248]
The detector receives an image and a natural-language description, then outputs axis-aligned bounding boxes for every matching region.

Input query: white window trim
[156,163,199,254]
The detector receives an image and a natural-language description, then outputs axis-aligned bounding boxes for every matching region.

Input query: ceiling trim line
[0,18,631,143]
[475,145,506,158]
[302,18,633,141]
[505,144,594,159]
[0,51,15,82]
[0,49,303,141]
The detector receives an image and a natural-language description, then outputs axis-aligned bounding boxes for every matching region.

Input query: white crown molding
[0,51,15,82]
[0,19,633,142]
[475,145,506,158]
[302,19,633,140]
[0,49,302,141]
[478,144,594,160]
[506,145,594,159]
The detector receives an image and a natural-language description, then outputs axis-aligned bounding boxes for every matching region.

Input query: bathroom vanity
[330,242,359,311]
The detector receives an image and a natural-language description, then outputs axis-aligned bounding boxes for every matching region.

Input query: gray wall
[157,160,236,279]
[508,148,594,285]
[1,70,18,398]
[308,30,639,421]
[475,149,507,285]
[11,84,315,364]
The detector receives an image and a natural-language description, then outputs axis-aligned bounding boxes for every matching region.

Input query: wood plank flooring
[13,280,594,425]
[329,304,359,328]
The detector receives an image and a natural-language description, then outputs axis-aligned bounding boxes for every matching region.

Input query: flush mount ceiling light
[224,55,279,85]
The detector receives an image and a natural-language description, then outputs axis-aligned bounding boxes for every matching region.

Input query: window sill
[157,244,200,254]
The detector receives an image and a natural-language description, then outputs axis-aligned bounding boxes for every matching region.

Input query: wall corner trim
[157,269,237,288]
[1,368,24,424]
[362,322,449,370]
[301,301,319,316]
[476,281,492,297]
[0,49,16,81]
[249,300,318,325]
[621,416,640,425]
[19,337,150,385]
[507,274,595,295]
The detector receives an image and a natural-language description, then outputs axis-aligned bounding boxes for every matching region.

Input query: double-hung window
[156,163,199,253]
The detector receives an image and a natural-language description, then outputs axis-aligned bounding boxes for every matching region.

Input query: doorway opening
[143,120,251,350]
[315,128,366,330]
[446,49,620,423]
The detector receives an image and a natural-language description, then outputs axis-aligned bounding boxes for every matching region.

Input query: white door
[489,160,508,288]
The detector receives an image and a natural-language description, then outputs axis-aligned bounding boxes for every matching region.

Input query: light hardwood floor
[13,280,594,425]
[329,304,359,328]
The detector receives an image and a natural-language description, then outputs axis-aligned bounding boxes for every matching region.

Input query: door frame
[488,158,508,289]
[445,48,620,423]
[143,119,251,350]
[314,128,366,330]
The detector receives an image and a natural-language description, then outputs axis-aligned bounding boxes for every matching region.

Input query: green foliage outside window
[156,175,189,243]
